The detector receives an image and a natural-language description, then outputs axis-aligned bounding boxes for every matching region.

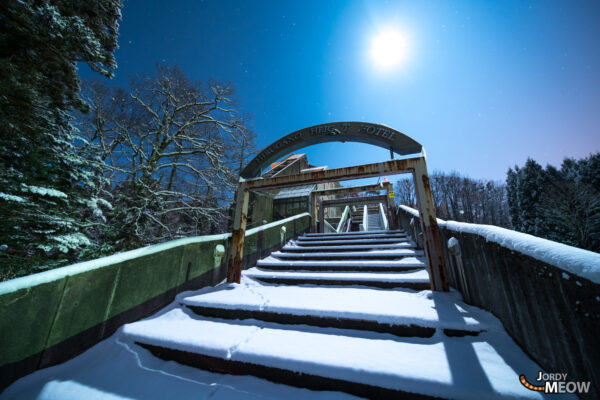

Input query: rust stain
[246,158,417,191]
[321,195,387,207]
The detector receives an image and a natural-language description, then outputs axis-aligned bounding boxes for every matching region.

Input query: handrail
[379,203,389,231]
[324,220,336,233]
[336,205,350,233]
[362,205,368,231]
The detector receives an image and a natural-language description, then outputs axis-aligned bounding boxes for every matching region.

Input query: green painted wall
[0,213,310,371]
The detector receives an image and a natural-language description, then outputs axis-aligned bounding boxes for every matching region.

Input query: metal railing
[324,220,336,233]
[336,206,350,233]
[379,202,389,231]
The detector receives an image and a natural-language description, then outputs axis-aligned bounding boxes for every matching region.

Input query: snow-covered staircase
[119,229,548,399]
[244,229,429,290]
[367,211,383,231]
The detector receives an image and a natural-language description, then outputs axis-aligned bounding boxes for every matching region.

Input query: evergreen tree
[506,167,520,229]
[0,0,123,279]
[506,153,599,252]
[514,158,547,236]
[576,153,600,192]
[539,155,600,251]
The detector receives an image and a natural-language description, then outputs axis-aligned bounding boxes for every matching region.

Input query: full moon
[370,29,409,69]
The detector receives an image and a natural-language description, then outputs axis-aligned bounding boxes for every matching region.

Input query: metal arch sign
[240,122,423,178]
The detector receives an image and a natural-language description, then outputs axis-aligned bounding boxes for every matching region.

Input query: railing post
[311,191,318,233]
[379,202,389,230]
[412,156,448,292]
[318,196,324,233]
[227,182,249,283]
[385,182,397,230]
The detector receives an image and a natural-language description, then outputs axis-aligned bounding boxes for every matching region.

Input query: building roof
[272,184,316,199]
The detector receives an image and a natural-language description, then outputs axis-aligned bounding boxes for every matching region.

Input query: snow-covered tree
[505,167,520,229]
[539,155,600,251]
[77,66,256,251]
[507,158,547,236]
[506,153,600,252]
[0,0,122,279]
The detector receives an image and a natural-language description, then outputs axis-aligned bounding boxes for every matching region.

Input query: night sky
[79,0,600,181]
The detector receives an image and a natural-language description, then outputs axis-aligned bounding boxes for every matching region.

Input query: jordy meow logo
[519,371,591,394]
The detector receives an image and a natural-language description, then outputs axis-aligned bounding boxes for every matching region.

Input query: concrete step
[298,233,407,242]
[181,284,484,338]
[244,268,431,290]
[255,256,427,272]
[123,306,543,400]
[293,237,412,246]
[281,243,417,252]
[271,249,423,260]
[303,230,405,238]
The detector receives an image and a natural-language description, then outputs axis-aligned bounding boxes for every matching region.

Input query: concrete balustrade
[397,206,600,399]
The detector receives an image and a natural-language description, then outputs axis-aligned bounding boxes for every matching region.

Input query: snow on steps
[271,249,423,259]
[245,268,430,289]
[302,230,405,238]
[262,230,426,289]
[281,242,417,252]
[123,300,547,400]
[120,230,549,399]
[182,281,485,337]
[0,328,359,400]
[298,234,408,242]
[256,255,426,271]
[294,237,411,245]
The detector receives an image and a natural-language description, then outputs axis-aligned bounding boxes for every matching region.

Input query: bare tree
[397,171,510,227]
[77,66,255,250]
[395,177,416,208]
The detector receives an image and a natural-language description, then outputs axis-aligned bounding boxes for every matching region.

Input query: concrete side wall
[0,213,310,391]
[397,207,599,399]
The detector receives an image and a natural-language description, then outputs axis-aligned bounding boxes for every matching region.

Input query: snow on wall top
[0,213,310,295]
[399,205,600,284]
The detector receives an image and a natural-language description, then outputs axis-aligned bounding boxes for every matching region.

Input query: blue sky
[80,0,600,181]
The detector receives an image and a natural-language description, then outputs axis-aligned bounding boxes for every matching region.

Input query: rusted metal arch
[227,156,448,292]
[240,122,422,179]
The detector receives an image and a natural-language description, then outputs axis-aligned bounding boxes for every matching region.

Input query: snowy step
[293,238,411,246]
[245,268,430,290]
[123,308,544,400]
[256,256,427,272]
[182,283,485,337]
[297,233,407,242]
[281,243,417,252]
[303,229,405,237]
[271,249,423,260]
